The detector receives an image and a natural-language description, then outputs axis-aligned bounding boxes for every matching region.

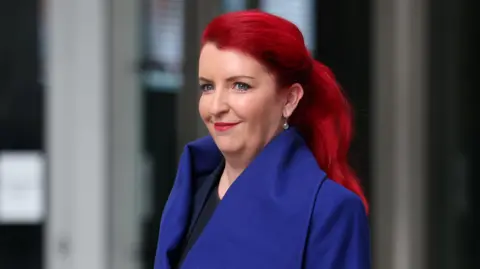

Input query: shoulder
[311,178,369,236]
[303,179,371,268]
[314,178,367,218]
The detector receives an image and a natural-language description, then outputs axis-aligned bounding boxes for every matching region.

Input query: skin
[198,43,304,198]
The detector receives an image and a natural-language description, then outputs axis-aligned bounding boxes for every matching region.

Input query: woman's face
[198,43,292,158]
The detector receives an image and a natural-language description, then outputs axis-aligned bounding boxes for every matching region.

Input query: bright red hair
[201,10,368,213]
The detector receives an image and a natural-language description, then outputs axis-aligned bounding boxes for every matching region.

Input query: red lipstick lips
[213,122,239,132]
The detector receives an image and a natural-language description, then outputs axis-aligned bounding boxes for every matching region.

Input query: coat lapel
[155,128,327,269]
[184,159,224,243]
[154,136,222,269]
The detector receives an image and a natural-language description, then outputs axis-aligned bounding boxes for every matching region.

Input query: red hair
[202,10,368,213]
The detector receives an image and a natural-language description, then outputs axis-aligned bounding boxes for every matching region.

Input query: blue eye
[199,84,214,92]
[233,82,251,91]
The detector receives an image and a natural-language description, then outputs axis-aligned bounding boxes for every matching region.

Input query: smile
[213,122,239,132]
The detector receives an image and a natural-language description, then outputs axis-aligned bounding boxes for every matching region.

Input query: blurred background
[0,0,476,268]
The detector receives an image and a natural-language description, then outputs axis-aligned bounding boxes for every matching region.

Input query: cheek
[231,93,281,124]
[198,95,209,120]
[230,96,262,120]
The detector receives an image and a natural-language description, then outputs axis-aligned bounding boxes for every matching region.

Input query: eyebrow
[198,75,255,83]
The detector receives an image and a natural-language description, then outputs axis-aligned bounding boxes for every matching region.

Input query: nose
[208,88,229,116]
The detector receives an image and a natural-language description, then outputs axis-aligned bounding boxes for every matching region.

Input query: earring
[283,121,290,130]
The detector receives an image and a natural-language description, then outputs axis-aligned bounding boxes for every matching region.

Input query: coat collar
[155,127,327,269]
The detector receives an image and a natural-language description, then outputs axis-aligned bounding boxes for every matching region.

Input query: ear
[282,83,304,118]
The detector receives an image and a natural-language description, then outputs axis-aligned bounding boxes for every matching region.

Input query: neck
[217,153,252,198]
[222,160,246,184]
[217,127,285,198]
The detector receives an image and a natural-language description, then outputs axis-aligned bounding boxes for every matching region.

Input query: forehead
[199,43,267,78]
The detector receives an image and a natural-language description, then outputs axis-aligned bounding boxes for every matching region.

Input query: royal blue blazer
[154,127,371,269]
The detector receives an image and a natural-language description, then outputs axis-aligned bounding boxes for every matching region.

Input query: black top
[173,159,224,268]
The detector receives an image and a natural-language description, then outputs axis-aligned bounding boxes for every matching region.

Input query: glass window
[142,0,185,92]
[260,0,316,52]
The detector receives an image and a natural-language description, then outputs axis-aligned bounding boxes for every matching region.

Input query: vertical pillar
[109,0,142,268]
[371,0,429,268]
[45,0,141,268]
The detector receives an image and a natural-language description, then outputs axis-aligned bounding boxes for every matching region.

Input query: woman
[155,10,370,269]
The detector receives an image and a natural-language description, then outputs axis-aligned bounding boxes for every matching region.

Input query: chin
[214,138,243,155]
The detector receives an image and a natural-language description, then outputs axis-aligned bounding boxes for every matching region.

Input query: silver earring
[283,122,290,130]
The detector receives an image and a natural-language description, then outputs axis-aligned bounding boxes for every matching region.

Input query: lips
[213,122,239,131]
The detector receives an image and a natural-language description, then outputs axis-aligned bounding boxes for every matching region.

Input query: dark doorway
[427,0,476,268]
[314,0,372,198]
[0,0,44,269]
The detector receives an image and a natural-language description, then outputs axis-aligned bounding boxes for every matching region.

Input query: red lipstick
[213,122,239,132]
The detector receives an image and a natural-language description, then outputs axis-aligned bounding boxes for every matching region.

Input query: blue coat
[154,128,371,269]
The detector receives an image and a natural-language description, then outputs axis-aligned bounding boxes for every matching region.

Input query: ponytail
[290,60,369,213]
